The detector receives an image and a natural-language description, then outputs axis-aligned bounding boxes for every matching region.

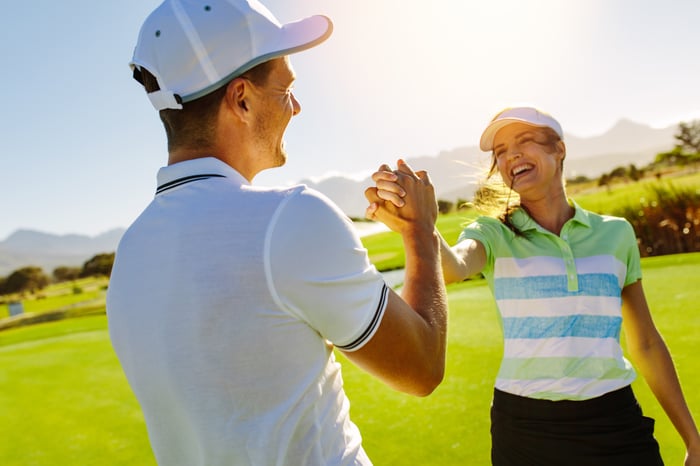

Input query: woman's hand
[370,163,407,208]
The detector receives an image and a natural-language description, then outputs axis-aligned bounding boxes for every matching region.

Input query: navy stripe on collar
[156,174,226,195]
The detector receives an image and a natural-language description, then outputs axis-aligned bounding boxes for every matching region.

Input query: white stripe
[576,255,626,277]
[495,255,626,283]
[495,375,636,400]
[496,255,563,277]
[503,336,624,359]
[171,0,221,84]
[497,295,622,318]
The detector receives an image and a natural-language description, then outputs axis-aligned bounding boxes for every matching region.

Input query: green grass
[572,170,700,215]
[362,211,478,271]
[0,254,698,465]
[339,278,500,464]
[0,277,108,319]
[0,316,155,466]
[630,253,700,463]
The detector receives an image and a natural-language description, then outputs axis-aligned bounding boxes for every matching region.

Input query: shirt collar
[155,157,249,194]
[510,199,591,233]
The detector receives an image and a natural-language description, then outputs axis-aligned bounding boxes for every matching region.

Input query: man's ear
[224,78,250,121]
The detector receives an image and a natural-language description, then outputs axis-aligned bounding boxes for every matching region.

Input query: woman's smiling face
[492,122,565,197]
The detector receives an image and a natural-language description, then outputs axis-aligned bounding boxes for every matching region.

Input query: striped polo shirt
[459,201,641,401]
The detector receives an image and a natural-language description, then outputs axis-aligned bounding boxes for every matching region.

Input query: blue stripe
[502,315,622,339]
[494,273,620,300]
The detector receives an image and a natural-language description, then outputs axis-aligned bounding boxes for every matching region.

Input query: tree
[53,266,82,283]
[1,266,50,294]
[437,199,454,214]
[81,253,116,278]
[674,120,700,155]
[609,166,628,180]
[628,164,642,182]
[655,146,685,166]
[568,175,591,185]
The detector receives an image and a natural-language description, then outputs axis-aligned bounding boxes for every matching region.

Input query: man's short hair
[140,60,275,151]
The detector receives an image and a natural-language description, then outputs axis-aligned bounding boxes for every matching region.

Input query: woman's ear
[557,141,566,162]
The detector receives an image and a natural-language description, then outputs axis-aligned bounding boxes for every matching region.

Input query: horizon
[0,114,678,243]
[0,116,685,241]
[2,0,700,239]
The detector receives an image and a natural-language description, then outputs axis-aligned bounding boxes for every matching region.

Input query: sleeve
[457,216,500,275]
[265,186,388,351]
[621,219,643,286]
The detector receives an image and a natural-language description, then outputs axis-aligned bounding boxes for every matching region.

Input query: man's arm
[341,160,448,396]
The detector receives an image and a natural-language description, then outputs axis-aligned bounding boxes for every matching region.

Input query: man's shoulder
[266,184,359,248]
[257,183,347,219]
[245,183,322,201]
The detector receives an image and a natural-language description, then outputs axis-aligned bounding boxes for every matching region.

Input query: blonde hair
[471,127,564,232]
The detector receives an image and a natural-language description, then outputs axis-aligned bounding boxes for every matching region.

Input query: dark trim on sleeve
[336,284,389,351]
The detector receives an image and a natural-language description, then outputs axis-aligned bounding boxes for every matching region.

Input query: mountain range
[0,119,677,276]
[301,119,676,220]
[0,229,125,277]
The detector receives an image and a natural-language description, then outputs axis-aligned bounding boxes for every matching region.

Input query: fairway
[0,253,698,465]
[0,316,155,466]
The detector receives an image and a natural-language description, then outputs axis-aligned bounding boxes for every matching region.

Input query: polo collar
[155,157,248,195]
[510,199,591,234]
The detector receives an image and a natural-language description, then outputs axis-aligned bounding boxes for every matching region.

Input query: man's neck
[168,146,257,183]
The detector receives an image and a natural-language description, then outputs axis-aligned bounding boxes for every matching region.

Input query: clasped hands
[364,159,438,235]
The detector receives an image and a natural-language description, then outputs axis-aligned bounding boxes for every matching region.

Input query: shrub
[613,184,700,256]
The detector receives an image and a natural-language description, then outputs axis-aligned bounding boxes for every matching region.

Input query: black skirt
[490,386,663,466]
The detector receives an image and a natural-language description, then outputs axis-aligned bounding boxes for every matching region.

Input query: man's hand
[364,159,437,235]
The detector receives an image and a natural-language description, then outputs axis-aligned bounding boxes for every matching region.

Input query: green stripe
[498,357,633,380]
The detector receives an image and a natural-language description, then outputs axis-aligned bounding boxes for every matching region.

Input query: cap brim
[277,15,333,56]
[181,15,333,103]
[479,118,553,152]
[480,120,516,152]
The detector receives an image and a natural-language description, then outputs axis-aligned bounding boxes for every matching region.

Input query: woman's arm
[367,160,487,284]
[621,280,700,465]
[440,234,486,284]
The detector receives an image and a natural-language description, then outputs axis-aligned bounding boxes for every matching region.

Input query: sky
[2,0,700,240]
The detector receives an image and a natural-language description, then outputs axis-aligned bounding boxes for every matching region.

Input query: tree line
[0,253,115,295]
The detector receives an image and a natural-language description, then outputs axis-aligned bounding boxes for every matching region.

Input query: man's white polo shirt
[107,157,388,466]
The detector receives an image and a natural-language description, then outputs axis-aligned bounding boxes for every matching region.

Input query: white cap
[130,0,333,111]
[479,107,563,152]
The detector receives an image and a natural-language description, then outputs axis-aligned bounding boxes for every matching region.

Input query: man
[107,1,447,465]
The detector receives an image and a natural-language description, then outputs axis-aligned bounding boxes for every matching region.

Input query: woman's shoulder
[460,215,513,242]
[580,208,632,229]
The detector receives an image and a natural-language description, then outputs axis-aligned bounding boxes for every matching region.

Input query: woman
[365,107,700,465]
